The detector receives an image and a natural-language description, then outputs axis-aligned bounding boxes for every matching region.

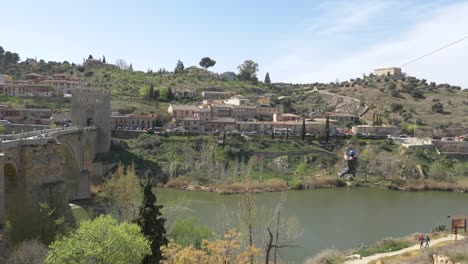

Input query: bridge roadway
[0,126,99,243]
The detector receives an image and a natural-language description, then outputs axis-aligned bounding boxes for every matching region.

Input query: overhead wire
[399,35,468,67]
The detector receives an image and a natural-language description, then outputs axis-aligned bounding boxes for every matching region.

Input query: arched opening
[59,145,81,201]
[4,162,28,242]
[86,109,94,126]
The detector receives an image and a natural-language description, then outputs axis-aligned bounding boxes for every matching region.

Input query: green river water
[156,188,468,263]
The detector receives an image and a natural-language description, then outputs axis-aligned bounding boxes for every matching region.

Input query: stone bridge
[0,126,100,242]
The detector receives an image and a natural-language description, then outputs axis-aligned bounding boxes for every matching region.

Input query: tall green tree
[135,173,168,264]
[199,57,216,70]
[45,215,150,264]
[149,84,154,99]
[238,60,259,81]
[264,72,271,84]
[102,55,106,64]
[88,54,93,60]
[174,60,185,73]
[325,114,330,142]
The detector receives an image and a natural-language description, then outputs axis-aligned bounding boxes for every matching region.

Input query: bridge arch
[4,160,28,242]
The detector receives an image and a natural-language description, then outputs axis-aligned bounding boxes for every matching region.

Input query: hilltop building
[373,67,402,76]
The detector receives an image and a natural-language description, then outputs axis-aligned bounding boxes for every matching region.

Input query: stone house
[174,89,196,100]
[373,67,402,76]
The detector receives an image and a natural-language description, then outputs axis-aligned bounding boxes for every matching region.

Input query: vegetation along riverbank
[103,133,468,194]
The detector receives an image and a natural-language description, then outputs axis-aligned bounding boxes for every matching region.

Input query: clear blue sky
[2,0,468,87]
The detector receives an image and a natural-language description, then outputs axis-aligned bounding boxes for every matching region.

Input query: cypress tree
[264,72,271,84]
[325,114,330,142]
[149,84,154,99]
[135,172,168,264]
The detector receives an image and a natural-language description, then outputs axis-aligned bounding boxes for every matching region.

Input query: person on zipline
[338,147,357,180]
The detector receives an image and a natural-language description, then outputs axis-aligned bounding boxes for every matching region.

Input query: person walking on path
[425,234,430,247]
[418,233,424,248]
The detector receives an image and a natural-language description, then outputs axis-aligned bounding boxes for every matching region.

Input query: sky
[2,0,468,87]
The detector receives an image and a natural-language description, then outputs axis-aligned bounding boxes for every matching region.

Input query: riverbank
[344,234,466,264]
[162,176,468,194]
[305,232,467,264]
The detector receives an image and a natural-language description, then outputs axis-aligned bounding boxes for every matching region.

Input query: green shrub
[429,161,450,179]
[169,217,214,248]
[290,178,303,190]
[454,162,468,177]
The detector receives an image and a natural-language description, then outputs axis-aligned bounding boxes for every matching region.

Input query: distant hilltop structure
[373,67,402,76]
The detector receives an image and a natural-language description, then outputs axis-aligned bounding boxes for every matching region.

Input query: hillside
[1,45,467,133]
[278,74,468,135]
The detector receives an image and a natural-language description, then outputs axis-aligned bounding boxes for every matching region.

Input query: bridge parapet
[0,126,97,151]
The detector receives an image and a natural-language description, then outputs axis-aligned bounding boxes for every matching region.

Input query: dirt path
[344,235,465,264]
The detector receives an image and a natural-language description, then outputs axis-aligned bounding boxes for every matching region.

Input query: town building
[111,113,157,129]
[174,89,196,100]
[327,112,359,123]
[220,71,236,81]
[273,113,302,122]
[0,106,52,124]
[352,125,400,136]
[224,95,250,106]
[201,91,231,100]
[83,57,104,67]
[168,104,199,124]
[0,73,84,97]
[373,67,402,76]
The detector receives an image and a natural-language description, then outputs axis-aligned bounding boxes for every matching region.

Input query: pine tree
[264,72,271,84]
[102,55,106,64]
[135,172,168,264]
[129,63,133,71]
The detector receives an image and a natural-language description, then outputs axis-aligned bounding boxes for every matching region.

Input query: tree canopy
[45,215,150,264]
[174,60,185,73]
[238,60,259,81]
[199,57,216,70]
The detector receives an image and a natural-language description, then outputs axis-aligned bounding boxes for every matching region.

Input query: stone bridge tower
[71,89,111,153]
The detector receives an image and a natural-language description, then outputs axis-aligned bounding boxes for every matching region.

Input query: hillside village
[0,48,467,156]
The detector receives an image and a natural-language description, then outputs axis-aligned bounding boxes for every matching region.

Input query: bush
[428,161,449,179]
[5,238,48,264]
[453,162,468,177]
[431,103,444,113]
[169,217,214,248]
[290,178,303,190]
[84,70,94,77]
[391,103,403,112]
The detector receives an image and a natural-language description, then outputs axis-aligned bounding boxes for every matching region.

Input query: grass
[354,238,412,257]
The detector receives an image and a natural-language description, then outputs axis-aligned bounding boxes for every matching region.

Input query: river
[156,188,468,263]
